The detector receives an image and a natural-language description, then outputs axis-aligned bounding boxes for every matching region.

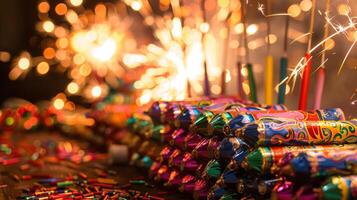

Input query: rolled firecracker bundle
[160,98,238,125]
[206,107,263,138]
[206,104,288,138]
[280,148,357,180]
[320,175,357,200]
[242,144,357,175]
[224,108,345,137]
[188,102,243,135]
[189,102,272,136]
[235,120,357,148]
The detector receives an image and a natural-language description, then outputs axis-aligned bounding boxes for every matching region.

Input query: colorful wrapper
[224,108,345,136]
[207,105,288,137]
[321,175,357,200]
[280,149,357,179]
[242,144,357,175]
[236,120,357,148]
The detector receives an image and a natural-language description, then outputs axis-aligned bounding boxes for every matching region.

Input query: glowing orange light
[288,4,301,17]
[70,0,83,7]
[79,64,92,76]
[300,0,312,12]
[38,2,50,13]
[43,48,56,59]
[18,58,30,70]
[247,24,258,35]
[53,98,65,110]
[55,3,68,16]
[130,1,142,11]
[337,4,350,16]
[36,62,50,75]
[200,23,210,33]
[56,38,69,49]
[67,82,79,94]
[43,20,55,33]
[0,51,11,62]
[91,86,102,98]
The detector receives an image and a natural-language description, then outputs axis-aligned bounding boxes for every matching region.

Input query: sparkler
[298,0,316,110]
[242,0,257,103]
[264,0,273,105]
[277,15,289,105]
[313,0,330,109]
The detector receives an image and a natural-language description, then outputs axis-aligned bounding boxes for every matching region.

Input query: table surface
[0,131,190,200]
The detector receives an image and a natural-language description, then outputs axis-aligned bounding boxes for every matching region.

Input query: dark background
[0,0,356,117]
[0,0,69,104]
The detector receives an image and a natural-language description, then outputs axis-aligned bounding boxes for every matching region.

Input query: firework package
[109,97,356,200]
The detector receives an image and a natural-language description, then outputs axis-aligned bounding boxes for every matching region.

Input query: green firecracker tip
[244,148,271,173]
[207,113,233,136]
[205,160,222,180]
[321,182,342,200]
